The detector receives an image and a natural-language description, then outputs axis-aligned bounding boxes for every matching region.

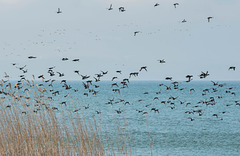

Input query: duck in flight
[199,71,209,79]
[101,71,108,75]
[108,4,113,10]
[119,7,126,12]
[57,8,62,14]
[116,70,122,74]
[134,31,140,36]
[182,19,187,23]
[229,66,236,71]
[154,3,159,7]
[62,58,68,61]
[81,75,90,80]
[165,77,172,81]
[112,77,118,81]
[28,56,37,59]
[208,17,213,22]
[173,3,179,8]
[158,59,166,63]
[139,66,147,72]
[186,75,193,82]
[72,59,79,62]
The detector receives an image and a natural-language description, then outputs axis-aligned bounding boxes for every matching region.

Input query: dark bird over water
[154,3,159,7]
[188,117,194,121]
[211,81,218,86]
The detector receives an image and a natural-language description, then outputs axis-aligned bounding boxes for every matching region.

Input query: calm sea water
[3,81,240,155]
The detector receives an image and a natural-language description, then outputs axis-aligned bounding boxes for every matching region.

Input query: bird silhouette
[116,70,122,74]
[57,8,62,14]
[139,66,147,72]
[94,77,100,82]
[101,71,108,75]
[186,75,193,82]
[111,83,119,87]
[72,59,79,62]
[211,81,218,86]
[57,72,64,77]
[158,59,166,63]
[173,3,179,8]
[112,89,120,94]
[74,70,80,74]
[116,108,123,114]
[188,117,194,121]
[207,17,213,22]
[151,108,159,113]
[123,78,129,83]
[119,7,126,12]
[62,58,68,61]
[112,77,118,81]
[134,31,140,36]
[154,3,159,7]
[81,75,90,80]
[96,111,101,114]
[182,19,187,23]
[199,71,209,79]
[229,66,236,71]
[108,4,113,10]
[165,77,172,81]
[28,56,37,59]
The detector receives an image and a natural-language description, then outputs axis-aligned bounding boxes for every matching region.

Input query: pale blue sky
[0,0,240,81]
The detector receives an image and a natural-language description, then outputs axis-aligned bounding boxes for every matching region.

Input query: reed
[0,103,134,155]
[0,79,132,155]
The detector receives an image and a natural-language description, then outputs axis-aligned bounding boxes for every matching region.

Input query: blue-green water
[2,80,240,155]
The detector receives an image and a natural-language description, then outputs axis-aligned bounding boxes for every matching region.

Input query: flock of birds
[0,2,238,123]
[0,54,238,122]
[57,2,214,36]
[105,2,213,24]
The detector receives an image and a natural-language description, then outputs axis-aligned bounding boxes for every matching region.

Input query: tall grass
[0,79,132,155]
[0,103,133,155]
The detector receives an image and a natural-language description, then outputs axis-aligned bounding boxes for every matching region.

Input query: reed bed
[0,79,132,155]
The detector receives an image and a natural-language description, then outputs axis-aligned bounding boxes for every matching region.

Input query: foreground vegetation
[0,104,132,155]
[0,79,132,155]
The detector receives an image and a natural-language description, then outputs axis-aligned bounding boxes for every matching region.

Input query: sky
[0,0,240,81]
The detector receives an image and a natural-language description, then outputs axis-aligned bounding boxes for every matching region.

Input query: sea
[2,80,240,156]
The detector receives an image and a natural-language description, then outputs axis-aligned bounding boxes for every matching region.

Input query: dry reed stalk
[146,116,153,156]
[0,79,134,156]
